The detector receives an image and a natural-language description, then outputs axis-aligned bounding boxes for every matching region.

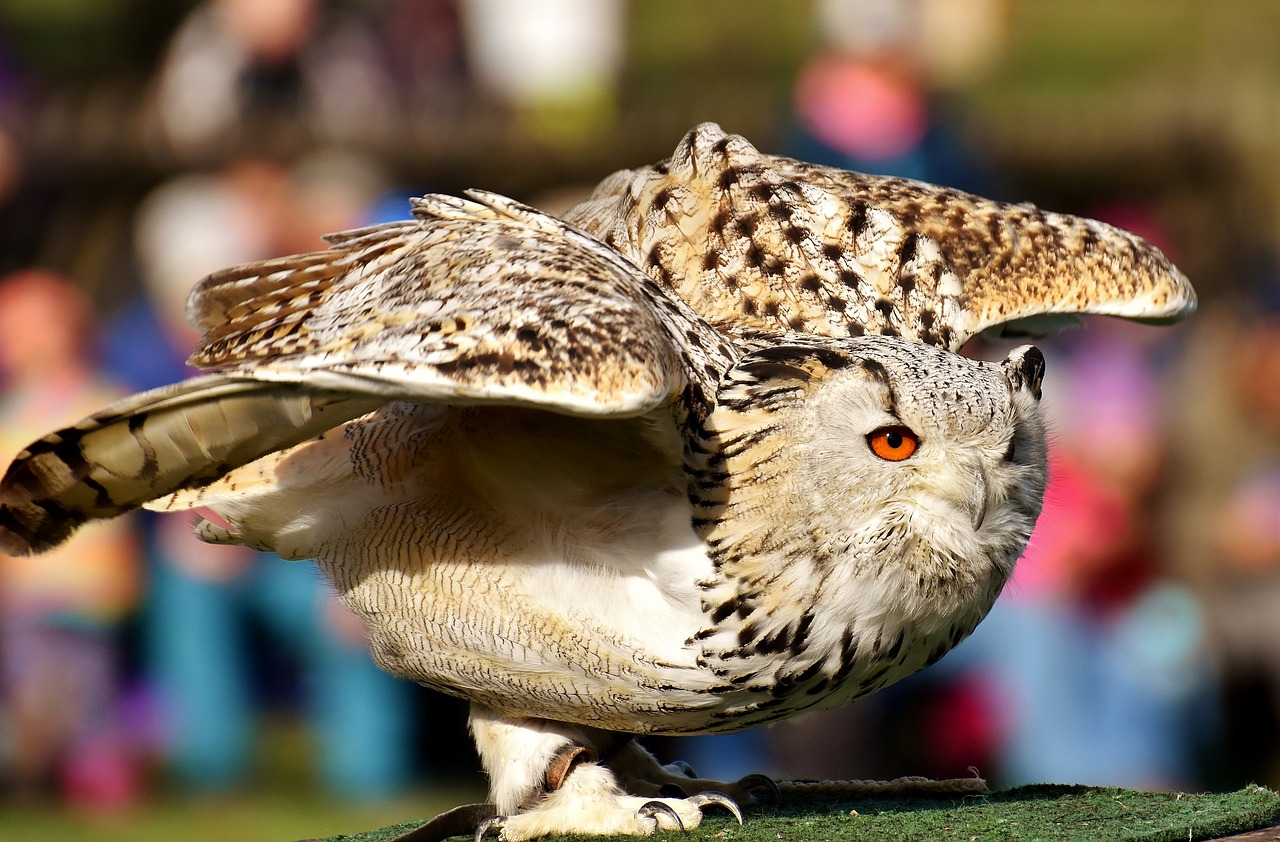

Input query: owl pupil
[885,431,903,449]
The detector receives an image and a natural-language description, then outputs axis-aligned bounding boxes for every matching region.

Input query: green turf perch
[304,783,1280,842]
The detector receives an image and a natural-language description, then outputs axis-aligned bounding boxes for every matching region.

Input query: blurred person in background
[0,270,143,811]
[940,314,1217,790]
[380,0,470,119]
[148,0,398,163]
[760,2,1222,789]
[1164,277,1280,789]
[787,0,1007,192]
[458,0,623,146]
[694,0,1012,784]
[899,208,1219,790]
[0,22,53,281]
[101,151,418,802]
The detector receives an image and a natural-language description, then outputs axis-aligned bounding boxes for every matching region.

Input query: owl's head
[802,337,1047,585]
[696,335,1047,630]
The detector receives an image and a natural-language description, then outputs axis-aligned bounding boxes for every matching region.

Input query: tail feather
[0,374,383,555]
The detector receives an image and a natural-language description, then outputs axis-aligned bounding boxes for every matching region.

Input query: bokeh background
[1,1,1278,840]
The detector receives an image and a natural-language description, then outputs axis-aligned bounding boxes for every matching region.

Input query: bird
[0,124,1193,840]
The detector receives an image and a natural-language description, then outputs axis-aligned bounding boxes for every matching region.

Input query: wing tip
[955,214,1199,348]
[0,500,81,556]
[1092,240,1198,324]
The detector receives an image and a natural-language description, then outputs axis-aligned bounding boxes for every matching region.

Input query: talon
[637,800,685,832]
[690,791,744,824]
[736,773,782,805]
[667,760,697,778]
[474,815,506,841]
[659,783,688,798]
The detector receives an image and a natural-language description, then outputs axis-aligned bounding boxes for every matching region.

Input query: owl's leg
[468,704,741,840]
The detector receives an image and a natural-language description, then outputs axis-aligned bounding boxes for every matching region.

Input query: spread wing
[563,122,1197,351]
[0,191,733,555]
[189,190,727,414]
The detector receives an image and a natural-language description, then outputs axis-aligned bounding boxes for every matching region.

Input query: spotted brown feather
[564,122,1196,348]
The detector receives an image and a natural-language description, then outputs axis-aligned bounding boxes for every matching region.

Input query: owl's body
[148,337,1044,739]
[0,125,1193,839]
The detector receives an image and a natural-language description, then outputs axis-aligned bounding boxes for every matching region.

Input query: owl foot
[468,706,762,839]
[474,763,741,840]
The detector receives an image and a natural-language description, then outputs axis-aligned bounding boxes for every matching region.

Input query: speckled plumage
[565,123,1194,347]
[0,124,1193,840]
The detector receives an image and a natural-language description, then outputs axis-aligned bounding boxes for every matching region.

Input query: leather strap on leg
[544,744,598,793]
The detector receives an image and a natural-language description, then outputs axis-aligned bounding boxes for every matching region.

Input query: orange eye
[867,426,919,461]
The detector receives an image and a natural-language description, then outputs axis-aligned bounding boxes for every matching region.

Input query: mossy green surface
[314,784,1280,842]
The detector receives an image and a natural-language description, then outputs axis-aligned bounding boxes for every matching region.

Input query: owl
[0,124,1193,840]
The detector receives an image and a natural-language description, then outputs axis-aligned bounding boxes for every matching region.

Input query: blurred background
[0,0,1278,840]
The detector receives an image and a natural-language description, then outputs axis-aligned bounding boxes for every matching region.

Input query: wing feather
[563,122,1196,351]
[189,190,730,417]
[1,191,734,554]
[0,376,382,553]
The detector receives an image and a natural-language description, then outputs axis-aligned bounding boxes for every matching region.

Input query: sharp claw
[474,815,506,842]
[668,760,698,777]
[637,800,685,832]
[689,791,744,825]
[735,773,783,805]
[659,783,689,798]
